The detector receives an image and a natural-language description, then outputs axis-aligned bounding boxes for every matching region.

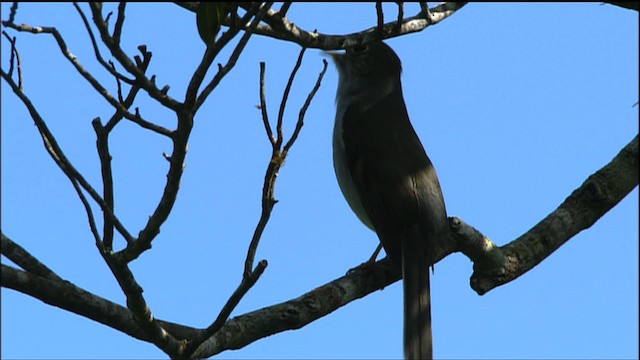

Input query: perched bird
[329,41,448,359]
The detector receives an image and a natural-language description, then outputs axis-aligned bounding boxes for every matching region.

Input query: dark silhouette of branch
[73,3,135,85]
[3,125,638,357]
[244,47,328,276]
[177,2,468,50]
[1,234,62,282]
[0,263,202,342]
[603,1,639,11]
[2,2,636,359]
[467,135,639,294]
[88,3,182,111]
[1,30,21,88]
[193,2,273,112]
[1,69,134,244]
[0,19,172,137]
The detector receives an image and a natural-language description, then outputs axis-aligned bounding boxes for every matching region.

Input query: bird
[328,41,448,360]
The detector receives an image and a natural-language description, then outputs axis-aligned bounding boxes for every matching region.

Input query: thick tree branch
[1,234,63,282]
[178,2,468,50]
[603,1,639,11]
[0,263,201,342]
[468,135,639,294]
[101,254,183,357]
[193,257,401,357]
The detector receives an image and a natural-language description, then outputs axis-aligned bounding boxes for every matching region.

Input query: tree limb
[0,263,201,342]
[468,134,639,294]
[176,2,468,50]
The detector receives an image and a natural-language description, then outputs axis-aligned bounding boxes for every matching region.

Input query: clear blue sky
[2,3,638,359]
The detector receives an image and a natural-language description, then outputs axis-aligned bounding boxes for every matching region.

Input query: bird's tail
[401,229,432,360]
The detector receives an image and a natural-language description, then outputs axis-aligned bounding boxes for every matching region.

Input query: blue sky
[1,2,638,359]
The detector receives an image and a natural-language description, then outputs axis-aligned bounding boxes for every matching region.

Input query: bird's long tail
[401,228,432,360]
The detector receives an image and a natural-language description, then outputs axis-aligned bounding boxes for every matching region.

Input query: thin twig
[183,260,268,358]
[194,2,274,112]
[1,69,135,244]
[2,30,23,90]
[93,118,117,250]
[116,5,270,262]
[88,3,182,111]
[259,62,275,144]
[7,2,18,23]
[279,2,292,16]
[283,58,328,154]
[113,2,126,45]
[375,2,384,38]
[73,2,135,84]
[184,3,262,111]
[1,21,171,137]
[243,47,324,277]
[275,47,307,148]
[396,2,404,33]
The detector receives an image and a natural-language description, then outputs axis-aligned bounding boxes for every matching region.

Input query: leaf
[196,2,229,45]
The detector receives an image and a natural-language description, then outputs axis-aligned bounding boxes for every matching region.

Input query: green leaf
[196,2,228,45]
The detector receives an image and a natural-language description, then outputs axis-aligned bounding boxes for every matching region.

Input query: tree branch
[602,1,639,11]
[1,69,134,244]
[207,2,468,50]
[1,234,63,282]
[244,47,327,276]
[193,2,273,112]
[88,3,182,111]
[0,20,171,137]
[468,134,639,294]
[0,263,201,342]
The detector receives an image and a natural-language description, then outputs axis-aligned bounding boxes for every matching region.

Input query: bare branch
[279,2,292,17]
[194,2,274,112]
[243,46,321,276]
[93,82,144,250]
[87,3,182,111]
[73,3,135,84]
[396,2,404,33]
[0,263,201,342]
[376,2,384,37]
[227,2,468,50]
[1,69,134,244]
[283,58,328,155]
[183,260,268,358]
[6,1,18,23]
[469,135,639,294]
[259,62,275,144]
[275,47,306,148]
[112,2,126,44]
[1,20,170,136]
[1,30,22,89]
[603,1,639,11]
[101,254,182,357]
[1,234,63,282]
[184,3,262,111]
[194,257,401,357]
